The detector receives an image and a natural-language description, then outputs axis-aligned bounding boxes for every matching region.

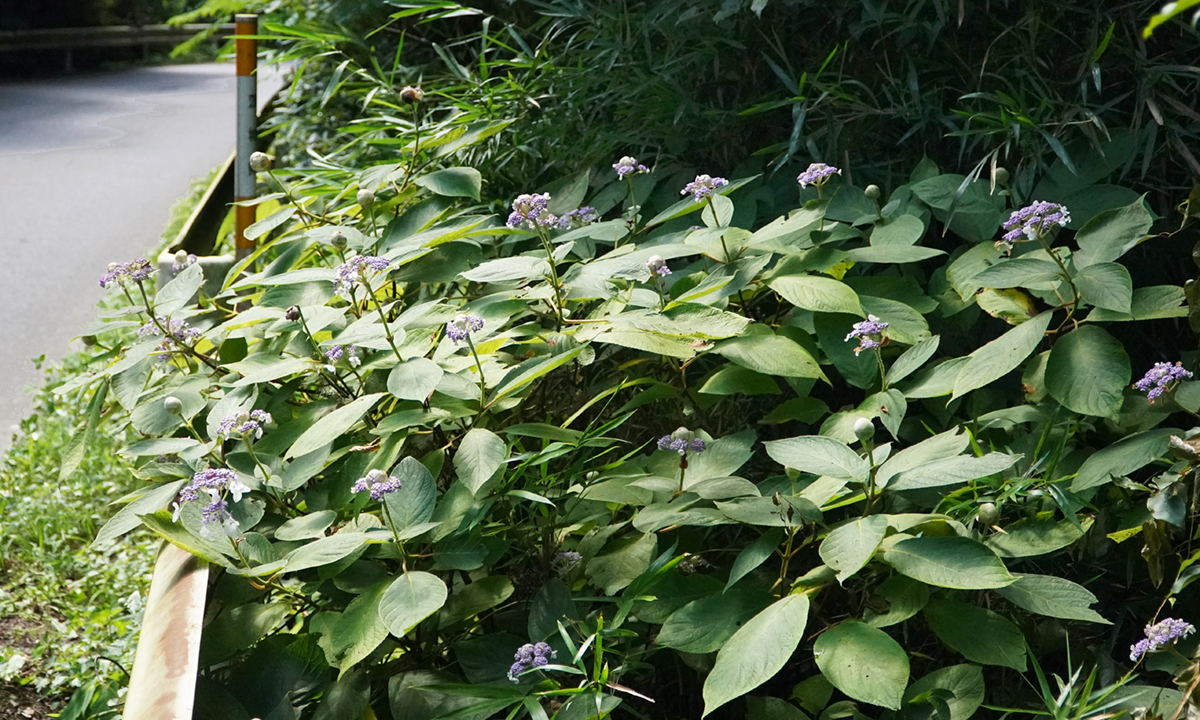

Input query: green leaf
[701,593,810,716]
[714,333,826,380]
[245,206,297,241]
[875,428,970,486]
[903,664,985,720]
[769,275,863,315]
[859,296,930,345]
[746,697,808,720]
[763,435,867,480]
[813,620,909,710]
[870,214,925,246]
[952,312,1052,399]
[820,516,888,583]
[923,598,1026,670]
[200,601,291,667]
[882,537,1014,589]
[275,510,337,541]
[323,581,391,671]
[527,580,572,642]
[154,262,205,316]
[887,335,940,385]
[1076,262,1133,313]
[487,345,586,403]
[138,510,232,566]
[385,457,438,530]
[461,256,547,283]
[997,573,1110,623]
[93,480,186,547]
[986,516,1090,558]
[439,576,514,628]
[284,533,373,573]
[727,528,783,590]
[971,257,1063,288]
[586,533,657,595]
[1045,325,1130,417]
[62,382,108,481]
[887,452,1019,492]
[658,589,771,653]
[844,245,945,263]
[414,167,482,200]
[388,358,444,402]
[379,571,448,638]
[1070,427,1176,491]
[865,574,929,628]
[454,428,506,495]
[1089,285,1187,322]
[1073,195,1153,267]
[645,176,758,227]
[698,365,780,396]
[287,393,386,460]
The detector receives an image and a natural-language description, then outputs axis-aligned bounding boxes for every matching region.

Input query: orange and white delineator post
[234,13,257,260]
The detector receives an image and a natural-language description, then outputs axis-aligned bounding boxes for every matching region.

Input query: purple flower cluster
[681,174,728,202]
[613,156,649,180]
[171,251,198,275]
[508,642,556,682]
[174,468,251,539]
[1134,361,1193,402]
[138,316,201,362]
[997,201,1070,254]
[1130,618,1195,661]
[645,255,671,277]
[325,344,361,368]
[99,259,153,289]
[506,193,557,230]
[657,428,706,456]
[217,409,273,440]
[559,206,599,228]
[796,162,841,188]
[845,314,888,355]
[446,314,484,343]
[352,468,402,501]
[334,255,392,296]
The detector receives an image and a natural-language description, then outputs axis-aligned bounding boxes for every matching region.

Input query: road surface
[0,63,274,447]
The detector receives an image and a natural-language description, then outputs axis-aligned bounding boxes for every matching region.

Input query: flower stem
[464,334,488,410]
[535,228,565,331]
[360,277,403,361]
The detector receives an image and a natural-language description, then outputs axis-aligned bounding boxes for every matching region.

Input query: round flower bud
[330,230,347,249]
[174,249,190,265]
[356,189,375,209]
[163,396,184,416]
[994,167,1010,184]
[864,184,880,199]
[249,151,273,172]
[977,502,1000,526]
[367,468,388,483]
[400,86,425,104]
[853,417,875,443]
[285,305,301,322]
[81,335,98,347]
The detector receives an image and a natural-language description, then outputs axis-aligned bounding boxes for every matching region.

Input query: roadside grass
[0,167,218,715]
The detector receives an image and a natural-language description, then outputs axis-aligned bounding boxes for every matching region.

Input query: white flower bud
[249,152,273,172]
[357,189,375,209]
[330,230,347,249]
[853,417,875,442]
[163,396,183,416]
[977,502,1000,526]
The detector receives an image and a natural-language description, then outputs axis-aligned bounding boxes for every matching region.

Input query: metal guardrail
[0,24,233,53]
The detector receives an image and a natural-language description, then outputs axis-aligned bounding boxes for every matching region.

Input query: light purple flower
[845,314,888,355]
[171,252,198,275]
[1130,618,1195,661]
[325,344,361,368]
[1134,361,1193,402]
[796,162,841,188]
[138,316,201,362]
[506,193,557,230]
[558,206,600,229]
[334,255,392,296]
[174,467,251,538]
[996,201,1071,254]
[614,156,649,180]
[681,174,728,203]
[352,468,402,501]
[657,428,707,456]
[217,409,272,440]
[645,255,671,277]
[507,642,557,682]
[99,259,153,289]
[446,314,484,343]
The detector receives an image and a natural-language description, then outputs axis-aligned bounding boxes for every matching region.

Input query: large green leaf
[882,537,1014,589]
[701,593,810,716]
[1070,428,1176,491]
[155,262,205,317]
[769,275,864,315]
[379,571,448,638]
[284,532,374,573]
[727,528,783,590]
[453,428,507,495]
[986,516,1089,558]
[286,393,386,460]
[887,335,941,385]
[385,457,438,530]
[439,576,515,628]
[763,435,867,480]
[1045,325,1130,417]
[1073,196,1153,267]
[322,581,391,671]
[952,312,1052,399]
[923,599,1026,670]
[658,589,771,653]
[413,167,482,200]
[813,620,910,710]
[997,573,1110,623]
[820,516,889,583]
[714,332,827,380]
[887,452,1019,492]
[388,359,444,402]
[1076,262,1133,313]
[586,533,657,595]
[903,664,985,720]
[972,257,1063,289]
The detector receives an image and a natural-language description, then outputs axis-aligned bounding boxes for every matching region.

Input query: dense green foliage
[86,2,1200,711]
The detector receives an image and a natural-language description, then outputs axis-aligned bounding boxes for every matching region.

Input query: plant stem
[535,227,565,331]
[360,277,403,361]
[464,334,488,412]
[874,347,889,391]
[1035,232,1081,332]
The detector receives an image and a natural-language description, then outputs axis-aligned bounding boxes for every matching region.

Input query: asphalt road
[0,62,274,447]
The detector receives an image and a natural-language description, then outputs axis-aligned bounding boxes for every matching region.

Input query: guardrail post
[234,13,258,261]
